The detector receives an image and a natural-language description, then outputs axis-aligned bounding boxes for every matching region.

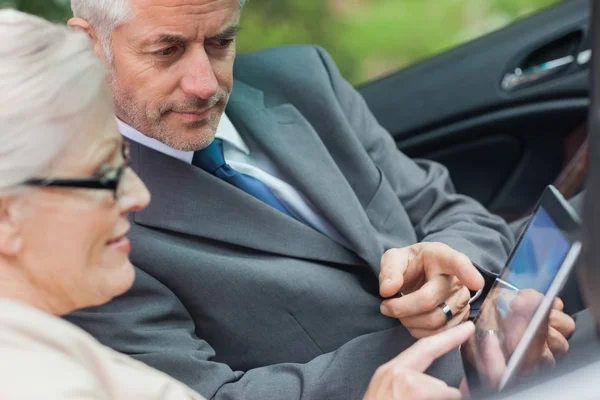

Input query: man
[66,0,575,398]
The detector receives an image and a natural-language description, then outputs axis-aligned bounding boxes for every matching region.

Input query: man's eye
[213,39,234,48]
[156,46,178,56]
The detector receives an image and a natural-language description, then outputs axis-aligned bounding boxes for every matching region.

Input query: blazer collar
[129,139,365,268]
[225,80,383,270]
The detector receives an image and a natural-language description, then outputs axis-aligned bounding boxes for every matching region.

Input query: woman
[0,9,473,400]
[0,9,204,399]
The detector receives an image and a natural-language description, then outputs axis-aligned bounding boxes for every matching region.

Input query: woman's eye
[94,165,111,178]
[97,166,122,182]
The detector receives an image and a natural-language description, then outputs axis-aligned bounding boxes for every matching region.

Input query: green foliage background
[0,0,560,84]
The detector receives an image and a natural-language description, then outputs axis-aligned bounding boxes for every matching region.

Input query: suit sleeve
[68,266,442,400]
[313,47,513,295]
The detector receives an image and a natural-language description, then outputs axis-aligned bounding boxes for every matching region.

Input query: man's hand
[480,288,574,364]
[547,297,575,359]
[462,289,576,391]
[461,289,548,389]
[363,322,475,400]
[502,292,577,372]
[379,243,485,338]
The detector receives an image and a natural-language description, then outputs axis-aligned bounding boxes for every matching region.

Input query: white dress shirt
[118,116,350,249]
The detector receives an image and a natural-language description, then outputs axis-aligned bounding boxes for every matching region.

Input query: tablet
[461,185,581,395]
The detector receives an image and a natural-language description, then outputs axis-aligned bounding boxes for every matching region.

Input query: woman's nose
[117,168,151,214]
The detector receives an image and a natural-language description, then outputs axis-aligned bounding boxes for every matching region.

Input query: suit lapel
[129,140,364,267]
[226,81,383,269]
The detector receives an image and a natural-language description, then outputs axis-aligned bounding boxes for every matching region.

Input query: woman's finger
[391,370,462,400]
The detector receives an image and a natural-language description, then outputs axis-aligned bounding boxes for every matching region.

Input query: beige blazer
[0,299,205,400]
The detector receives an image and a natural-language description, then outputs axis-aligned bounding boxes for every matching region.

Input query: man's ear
[67,18,108,63]
[0,197,23,257]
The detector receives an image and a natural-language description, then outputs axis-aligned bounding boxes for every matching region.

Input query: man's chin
[156,113,220,151]
[151,125,216,152]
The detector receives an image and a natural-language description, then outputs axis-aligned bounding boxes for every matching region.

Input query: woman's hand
[363,322,475,400]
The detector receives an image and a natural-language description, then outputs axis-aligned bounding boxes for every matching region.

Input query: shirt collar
[216,113,250,155]
[117,113,250,165]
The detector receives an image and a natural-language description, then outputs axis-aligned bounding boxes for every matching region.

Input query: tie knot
[192,139,226,174]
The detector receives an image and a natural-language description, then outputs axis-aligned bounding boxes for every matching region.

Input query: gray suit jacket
[68,45,513,399]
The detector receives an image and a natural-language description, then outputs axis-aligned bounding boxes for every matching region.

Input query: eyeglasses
[25,141,130,200]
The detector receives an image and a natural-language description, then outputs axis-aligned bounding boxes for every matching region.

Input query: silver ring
[439,302,453,323]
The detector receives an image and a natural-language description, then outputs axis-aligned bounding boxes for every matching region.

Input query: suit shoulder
[236,44,324,67]
[234,45,333,87]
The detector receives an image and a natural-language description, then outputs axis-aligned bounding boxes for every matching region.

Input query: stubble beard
[107,68,228,152]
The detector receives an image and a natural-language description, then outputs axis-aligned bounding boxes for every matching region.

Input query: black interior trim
[397,98,589,149]
[397,99,588,215]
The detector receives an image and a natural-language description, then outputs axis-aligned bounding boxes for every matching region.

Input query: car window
[3,0,562,85]
[237,0,563,85]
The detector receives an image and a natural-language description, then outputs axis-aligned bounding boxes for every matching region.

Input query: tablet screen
[504,206,571,294]
[462,205,573,391]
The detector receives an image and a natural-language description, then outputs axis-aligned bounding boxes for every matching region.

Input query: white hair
[71,0,132,58]
[71,0,248,58]
[0,9,107,194]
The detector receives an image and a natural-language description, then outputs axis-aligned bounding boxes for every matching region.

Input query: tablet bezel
[511,185,580,251]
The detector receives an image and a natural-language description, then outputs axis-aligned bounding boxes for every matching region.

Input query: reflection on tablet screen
[505,207,571,293]
[462,206,573,393]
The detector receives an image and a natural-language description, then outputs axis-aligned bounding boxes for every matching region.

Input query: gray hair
[0,9,107,194]
[71,0,248,58]
[71,0,131,58]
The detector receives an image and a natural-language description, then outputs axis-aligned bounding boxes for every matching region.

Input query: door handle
[501,54,575,91]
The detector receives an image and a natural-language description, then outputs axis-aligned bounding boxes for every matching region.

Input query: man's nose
[180,48,219,100]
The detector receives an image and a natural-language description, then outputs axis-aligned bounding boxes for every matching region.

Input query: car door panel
[358,0,590,218]
[402,99,587,216]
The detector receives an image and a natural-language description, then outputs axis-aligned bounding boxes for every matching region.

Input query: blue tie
[193,139,296,218]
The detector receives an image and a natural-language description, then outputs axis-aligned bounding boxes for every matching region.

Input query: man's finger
[480,333,507,388]
[541,344,556,366]
[553,297,564,312]
[422,244,484,292]
[502,291,541,354]
[547,327,569,356]
[400,286,471,330]
[408,305,471,339]
[521,316,552,373]
[395,321,475,372]
[511,289,544,315]
[549,309,576,339]
[382,275,454,319]
[379,247,413,298]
